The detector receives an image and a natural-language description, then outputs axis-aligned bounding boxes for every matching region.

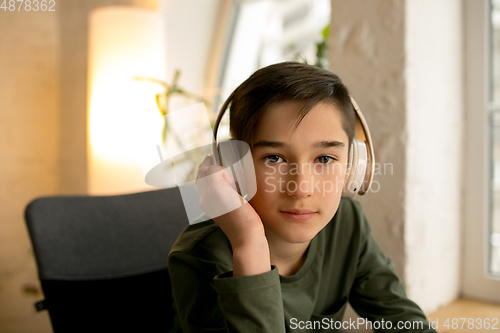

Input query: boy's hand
[196,155,264,246]
[196,155,270,276]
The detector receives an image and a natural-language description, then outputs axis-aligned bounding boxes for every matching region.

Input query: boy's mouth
[281,208,315,214]
[280,209,317,221]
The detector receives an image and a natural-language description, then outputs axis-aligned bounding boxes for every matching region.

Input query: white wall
[405,0,463,312]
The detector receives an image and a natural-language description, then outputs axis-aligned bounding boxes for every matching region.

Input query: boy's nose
[285,167,314,198]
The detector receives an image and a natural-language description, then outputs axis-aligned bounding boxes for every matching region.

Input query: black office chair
[24,187,189,332]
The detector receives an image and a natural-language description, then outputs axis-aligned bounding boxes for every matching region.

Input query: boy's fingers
[197,155,234,188]
[196,164,207,179]
[206,166,225,177]
[197,155,215,179]
[198,155,213,169]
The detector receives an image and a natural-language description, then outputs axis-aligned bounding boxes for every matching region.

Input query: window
[489,0,500,275]
[463,0,500,302]
[213,0,330,139]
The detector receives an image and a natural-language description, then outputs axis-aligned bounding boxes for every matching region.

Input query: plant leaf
[322,24,330,39]
[162,115,169,144]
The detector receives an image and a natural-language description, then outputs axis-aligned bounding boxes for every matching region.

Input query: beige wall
[0,9,60,333]
[0,1,158,331]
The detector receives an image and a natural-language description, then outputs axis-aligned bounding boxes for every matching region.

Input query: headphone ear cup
[342,140,368,198]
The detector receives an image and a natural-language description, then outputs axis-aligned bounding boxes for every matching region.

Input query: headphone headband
[212,90,236,166]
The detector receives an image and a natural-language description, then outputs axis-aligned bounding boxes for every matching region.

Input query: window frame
[462,0,500,302]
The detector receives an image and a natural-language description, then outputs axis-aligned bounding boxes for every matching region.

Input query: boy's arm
[168,251,286,333]
[196,155,272,277]
[348,210,437,333]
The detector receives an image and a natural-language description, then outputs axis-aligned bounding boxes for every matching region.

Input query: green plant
[315,24,329,69]
[134,70,212,184]
[134,69,208,143]
[288,24,329,69]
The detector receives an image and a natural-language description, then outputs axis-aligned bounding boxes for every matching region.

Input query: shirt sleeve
[348,203,437,333]
[168,251,286,333]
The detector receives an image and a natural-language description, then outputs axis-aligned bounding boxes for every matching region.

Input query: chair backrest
[25,187,189,332]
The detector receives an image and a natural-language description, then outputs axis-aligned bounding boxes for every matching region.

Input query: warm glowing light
[87,6,167,194]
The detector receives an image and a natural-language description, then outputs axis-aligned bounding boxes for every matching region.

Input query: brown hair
[225,62,356,152]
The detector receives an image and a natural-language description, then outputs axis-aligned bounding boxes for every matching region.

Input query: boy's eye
[316,156,337,164]
[263,155,284,164]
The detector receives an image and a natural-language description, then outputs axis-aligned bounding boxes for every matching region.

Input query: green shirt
[168,197,437,332]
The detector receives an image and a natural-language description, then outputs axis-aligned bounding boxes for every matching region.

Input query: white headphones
[211,95,375,199]
[342,97,375,197]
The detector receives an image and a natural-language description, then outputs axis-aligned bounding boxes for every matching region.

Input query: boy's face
[249,100,349,246]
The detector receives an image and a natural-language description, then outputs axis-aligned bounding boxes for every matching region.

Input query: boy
[168,62,437,332]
